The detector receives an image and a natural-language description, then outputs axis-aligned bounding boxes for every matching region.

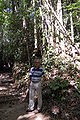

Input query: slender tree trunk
[57,0,65,54]
[23,7,30,64]
[11,0,15,13]
[23,17,30,64]
[50,13,54,46]
[33,0,37,49]
[39,0,45,56]
[70,12,75,57]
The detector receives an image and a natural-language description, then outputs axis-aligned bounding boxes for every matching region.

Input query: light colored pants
[29,81,42,111]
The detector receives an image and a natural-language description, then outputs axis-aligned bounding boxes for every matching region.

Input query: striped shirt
[30,67,45,82]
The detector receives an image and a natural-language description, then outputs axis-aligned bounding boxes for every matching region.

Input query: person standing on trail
[26,58,46,112]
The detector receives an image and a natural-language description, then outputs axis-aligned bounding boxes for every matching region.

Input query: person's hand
[25,88,29,95]
[43,75,49,81]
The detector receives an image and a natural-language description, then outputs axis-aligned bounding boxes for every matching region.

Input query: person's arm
[42,68,48,81]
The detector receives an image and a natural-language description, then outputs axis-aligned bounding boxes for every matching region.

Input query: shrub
[48,77,69,100]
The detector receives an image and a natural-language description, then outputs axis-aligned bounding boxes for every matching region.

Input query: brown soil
[0,73,51,120]
[0,73,80,120]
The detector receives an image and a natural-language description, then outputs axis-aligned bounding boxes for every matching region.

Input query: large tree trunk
[39,0,80,58]
[45,0,80,55]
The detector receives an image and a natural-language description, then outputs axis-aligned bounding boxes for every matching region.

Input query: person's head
[34,58,41,69]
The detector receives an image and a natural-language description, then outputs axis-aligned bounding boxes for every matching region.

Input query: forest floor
[0,73,80,120]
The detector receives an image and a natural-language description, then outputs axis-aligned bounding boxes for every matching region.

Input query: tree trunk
[11,0,15,13]
[23,16,30,64]
[57,0,65,54]
[70,12,75,57]
[33,0,37,49]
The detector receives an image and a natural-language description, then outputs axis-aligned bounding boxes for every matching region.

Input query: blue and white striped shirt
[30,67,45,82]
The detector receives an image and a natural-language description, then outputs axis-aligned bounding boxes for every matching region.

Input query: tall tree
[33,0,37,49]
[11,0,15,13]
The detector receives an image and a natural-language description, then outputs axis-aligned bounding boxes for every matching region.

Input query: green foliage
[0,0,4,25]
[64,0,80,42]
[66,0,80,11]
[0,0,35,64]
[43,47,56,70]
[0,0,80,74]
[49,77,69,91]
[74,91,79,97]
[43,45,80,100]
[48,77,69,101]
[44,48,66,72]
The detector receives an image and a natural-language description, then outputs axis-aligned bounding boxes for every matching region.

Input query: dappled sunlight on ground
[0,73,80,120]
[0,73,10,80]
[17,110,50,120]
[0,86,7,91]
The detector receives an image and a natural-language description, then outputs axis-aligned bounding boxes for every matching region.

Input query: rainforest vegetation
[0,0,80,120]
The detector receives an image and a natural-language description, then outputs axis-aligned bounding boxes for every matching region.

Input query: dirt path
[0,73,80,120]
[0,73,51,120]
